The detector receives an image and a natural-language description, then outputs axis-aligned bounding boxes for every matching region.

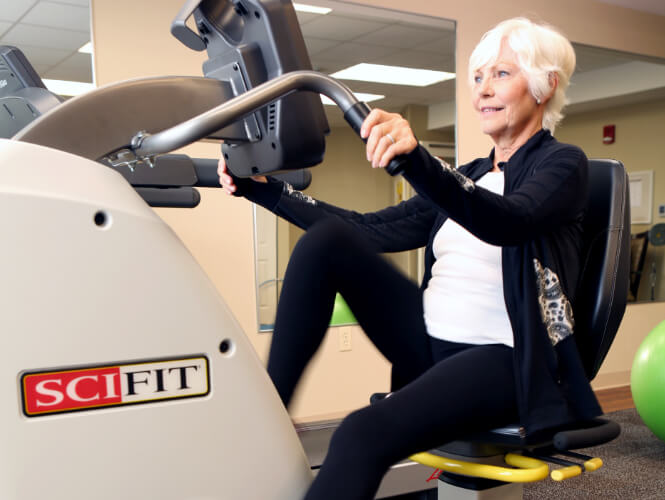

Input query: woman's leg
[304,343,518,500]
[267,218,432,407]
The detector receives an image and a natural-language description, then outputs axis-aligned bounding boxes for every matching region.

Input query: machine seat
[437,417,621,457]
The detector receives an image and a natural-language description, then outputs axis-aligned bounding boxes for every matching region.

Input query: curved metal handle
[130,70,358,158]
[409,452,550,483]
[128,70,410,177]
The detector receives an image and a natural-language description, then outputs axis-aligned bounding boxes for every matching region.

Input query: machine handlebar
[553,418,621,451]
[129,70,409,177]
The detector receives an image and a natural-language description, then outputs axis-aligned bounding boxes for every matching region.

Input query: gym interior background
[2,0,665,423]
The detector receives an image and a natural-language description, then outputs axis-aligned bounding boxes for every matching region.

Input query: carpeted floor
[523,408,665,499]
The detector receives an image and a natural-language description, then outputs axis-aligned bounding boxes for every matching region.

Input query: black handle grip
[385,157,408,176]
[191,158,222,187]
[272,170,312,190]
[344,101,409,177]
[553,418,620,450]
[135,187,201,208]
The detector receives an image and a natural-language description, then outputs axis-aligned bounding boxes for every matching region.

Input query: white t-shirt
[423,171,514,347]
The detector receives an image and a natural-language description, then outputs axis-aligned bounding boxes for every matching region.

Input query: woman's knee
[291,218,365,266]
[328,405,393,462]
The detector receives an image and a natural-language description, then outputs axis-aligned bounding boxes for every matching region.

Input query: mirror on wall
[254,1,456,331]
[555,43,665,304]
[0,0,94,98]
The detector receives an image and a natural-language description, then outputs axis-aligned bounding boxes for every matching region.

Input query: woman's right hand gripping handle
[344,102,414,176]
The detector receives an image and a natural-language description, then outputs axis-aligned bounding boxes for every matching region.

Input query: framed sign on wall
[629,170,653,224]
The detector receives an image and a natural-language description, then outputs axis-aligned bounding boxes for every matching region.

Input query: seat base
[438,479,522,500]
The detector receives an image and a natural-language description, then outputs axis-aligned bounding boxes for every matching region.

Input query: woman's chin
[480,124,503,139]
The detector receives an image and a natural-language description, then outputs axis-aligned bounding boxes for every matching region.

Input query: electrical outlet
[339,327,352,351]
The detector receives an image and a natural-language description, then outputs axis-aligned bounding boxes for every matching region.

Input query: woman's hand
[218,155,267,195]
[360,109,418,169]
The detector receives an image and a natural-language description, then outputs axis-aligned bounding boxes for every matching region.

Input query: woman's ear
[538,72,558,106]
[547,71,559,99]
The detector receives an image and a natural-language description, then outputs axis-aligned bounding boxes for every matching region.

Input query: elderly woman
[219,17,599,500]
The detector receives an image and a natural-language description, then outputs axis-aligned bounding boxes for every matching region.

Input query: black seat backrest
[575,159,631,380]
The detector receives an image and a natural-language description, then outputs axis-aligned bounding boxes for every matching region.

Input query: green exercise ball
[631,320,665,441]
[330,293,356,326]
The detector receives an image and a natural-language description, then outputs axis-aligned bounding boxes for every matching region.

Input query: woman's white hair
[468,18,576,133]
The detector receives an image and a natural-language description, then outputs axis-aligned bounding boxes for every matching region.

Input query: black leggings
[267,219,518,500]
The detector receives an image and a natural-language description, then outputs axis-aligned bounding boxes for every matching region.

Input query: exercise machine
[0,1,409,498]
[0,45,62,139]
[1,2,328,499]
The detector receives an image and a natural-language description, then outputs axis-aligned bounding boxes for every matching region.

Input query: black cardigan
[237,129,602,433]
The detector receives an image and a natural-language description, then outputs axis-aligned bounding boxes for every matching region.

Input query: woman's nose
[479,78,494,96]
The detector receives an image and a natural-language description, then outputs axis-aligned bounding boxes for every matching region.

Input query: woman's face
[472,42,544,146]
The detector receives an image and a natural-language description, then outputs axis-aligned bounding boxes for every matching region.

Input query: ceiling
[0,1,456,110]
[295,3,455,123]
[1,0,664,128]
[0,0,91,82]
[596,0,665,16]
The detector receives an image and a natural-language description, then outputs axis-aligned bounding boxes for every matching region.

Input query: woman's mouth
[481,107,504,113]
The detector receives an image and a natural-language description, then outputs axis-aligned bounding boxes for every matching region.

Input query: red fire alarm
[603,124,615,144]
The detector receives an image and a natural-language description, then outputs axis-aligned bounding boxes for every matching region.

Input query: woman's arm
[218,157,437,253]
[402,143,588,246]
[360,109,588,247]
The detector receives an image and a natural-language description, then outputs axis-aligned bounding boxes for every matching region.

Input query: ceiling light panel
[320,92,384,105]
[331,63,455,87]
[293,3,332,14]
[43,79,95,97]
[78,42,93,54]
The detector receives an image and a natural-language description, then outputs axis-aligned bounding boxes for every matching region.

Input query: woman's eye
[474,75,483,84]
[498,70,509,77]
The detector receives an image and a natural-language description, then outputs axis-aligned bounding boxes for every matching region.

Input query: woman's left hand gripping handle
[218,156,267,196]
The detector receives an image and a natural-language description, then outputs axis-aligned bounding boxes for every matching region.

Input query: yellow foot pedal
[409,452,549,483]
[551,465,582,481]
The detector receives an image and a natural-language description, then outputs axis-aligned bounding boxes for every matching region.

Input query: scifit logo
[21,356,210,417]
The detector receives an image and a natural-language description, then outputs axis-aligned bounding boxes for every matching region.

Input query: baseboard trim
[591,370,631,390]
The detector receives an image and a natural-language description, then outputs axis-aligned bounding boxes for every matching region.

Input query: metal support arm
[131,71,357,158]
